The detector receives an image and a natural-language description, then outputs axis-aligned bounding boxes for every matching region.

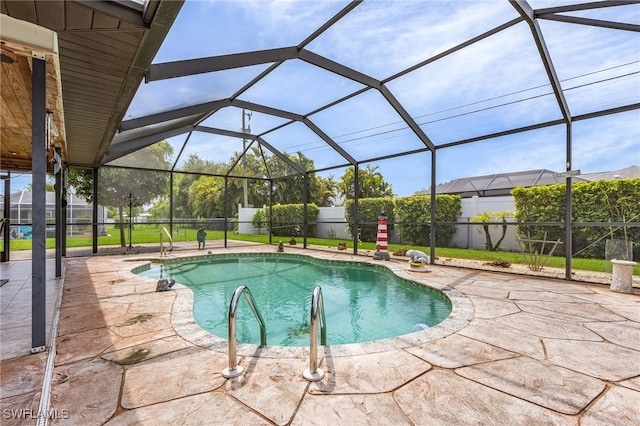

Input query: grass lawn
[4,225,638,275]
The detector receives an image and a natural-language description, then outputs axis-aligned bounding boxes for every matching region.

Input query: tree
[148,198,170,221]
[471,211,511,251]
[67,168,94,202]
[68,141,173,247]
[339,164,393,200]
[27,180,55,192]
[252,209,267,234]
[173,154,225,219]
[313,175,339,207]
[189,176,224,218]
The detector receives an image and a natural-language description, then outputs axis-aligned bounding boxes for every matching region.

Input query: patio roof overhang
[0,0,184,172]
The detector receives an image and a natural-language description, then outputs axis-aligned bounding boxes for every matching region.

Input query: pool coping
[119,247,474,359]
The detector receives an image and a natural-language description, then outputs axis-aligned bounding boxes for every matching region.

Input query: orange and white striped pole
[373,211,390,260]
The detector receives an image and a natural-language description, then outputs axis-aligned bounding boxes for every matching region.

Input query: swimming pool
[135,253,452,347]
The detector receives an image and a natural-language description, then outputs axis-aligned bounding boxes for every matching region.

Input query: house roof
[580,165,640,181]
[428,165,639,198]
[6,190,90,206]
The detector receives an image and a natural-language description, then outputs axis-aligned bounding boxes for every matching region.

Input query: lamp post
[124,193,137,250]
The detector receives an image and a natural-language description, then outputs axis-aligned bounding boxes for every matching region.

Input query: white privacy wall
[238,196,521,251]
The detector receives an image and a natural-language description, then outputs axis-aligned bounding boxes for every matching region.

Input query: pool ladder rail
[222,285,327,382]
[222,286,266,378]
[303,285,326,382]
[159,227,173,257]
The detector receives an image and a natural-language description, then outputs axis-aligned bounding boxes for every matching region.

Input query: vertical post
[268,179,273,245]
[303,173,308,248]
[352,164,359,255]
[61,167,67,256]
[169,172,174,238]
[31,53,47,352]
[54,147,62,277]
[2,172,10,262]
[429,151,436,264]
[92,168,98,254]
[223,177,228,248]
[565,123,573,281]
[126,193,136,250]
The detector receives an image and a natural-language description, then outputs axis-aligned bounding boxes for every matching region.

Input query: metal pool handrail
[303,285,326,382]
[159,227,173,256]
[222,285,266,378]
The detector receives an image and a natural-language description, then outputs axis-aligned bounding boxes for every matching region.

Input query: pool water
[136,253,451,346]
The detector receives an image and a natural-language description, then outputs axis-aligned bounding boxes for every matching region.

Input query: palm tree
[339,164,393,200]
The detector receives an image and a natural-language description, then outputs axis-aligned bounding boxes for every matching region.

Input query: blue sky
[11,0,640,196]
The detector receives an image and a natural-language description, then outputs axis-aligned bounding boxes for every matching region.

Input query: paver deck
[1,244,639,425]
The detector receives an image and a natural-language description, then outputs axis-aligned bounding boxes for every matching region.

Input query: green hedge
[343,195,461,246]
[344,198,395,242]
[513,178,640,259]
[268,203,319,237]
[395,195,461,246]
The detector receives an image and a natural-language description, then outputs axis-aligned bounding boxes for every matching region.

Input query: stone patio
[1,245,639,425]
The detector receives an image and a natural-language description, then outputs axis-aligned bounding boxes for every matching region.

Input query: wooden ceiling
[0,0,183,172]
[1,31,65,171]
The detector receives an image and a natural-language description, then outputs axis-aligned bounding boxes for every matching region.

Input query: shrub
[267,204,319,237]
[252,209,267,235]
[394,195,461,246]
[513,178,640,259]
[344,198,395,242]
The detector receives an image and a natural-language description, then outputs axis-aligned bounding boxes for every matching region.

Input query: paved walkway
[1,246,639,425]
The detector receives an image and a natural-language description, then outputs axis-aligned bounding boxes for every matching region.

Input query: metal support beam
[303,173,309,249]
[573,102,640,121]
[223,177,229,248]
[120,100,228,131]
[31,53,47,353]
[379,84,436,151]
[536,14,640,32]
[169,172,174,239]
[303,118,357,165]
[232,99,304,122]
[386,18,522,82]
[2,173,10,262]
[55,148,62,278]
[225,138,256,177]
[268,180,273,245]
[430,151,436,264]
[352,165,359,255]
[565,123,573,281]
[299,49,380,88]
[256,137,305,174]
[105,124,194,164]
[510,0,572,124]
[437,119,566,149]
[232,61,285,100]
[92,168,99,254]
[62,168,67,257]
[298,0,363,48]
[147,47,299,81]
[535,1,638,15]
[195,125,258,141]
